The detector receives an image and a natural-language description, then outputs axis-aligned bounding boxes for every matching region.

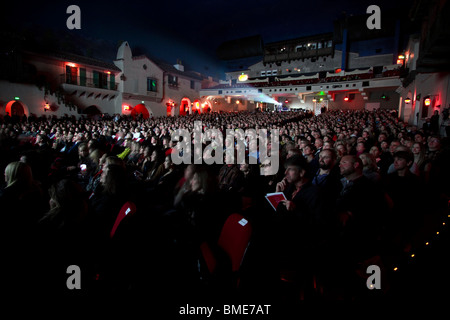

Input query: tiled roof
[152,58,204,81]
[45,51,122,72]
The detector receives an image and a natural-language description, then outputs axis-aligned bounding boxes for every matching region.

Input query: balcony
[60,74,118,91]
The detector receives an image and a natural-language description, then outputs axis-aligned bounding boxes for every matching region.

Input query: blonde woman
[359,153,381,183]
[410,142,426,177]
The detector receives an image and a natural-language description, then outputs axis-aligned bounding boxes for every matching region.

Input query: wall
[0,81,79,118]
[400,72,450,128]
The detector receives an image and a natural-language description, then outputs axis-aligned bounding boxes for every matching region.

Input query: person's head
[47,179,86,220]
[240,163,249,173]
[339,155,363,180]
[303,144,316,157]
[323,141,334,150]
[359,153,378,171]
[378,133,387,142]
[151,149,164,163]
[335,143,347,157]
[286,147,302,159]
[4,161,33,188]
[369,145,381,158]
[162,136,170,147]
[314,138,323,149]
[414,132,425,143]
[355,141,365,153]
[35,133,47,145]
[283,155,309,184]
[298,139,308,150]
[100,163,127,195]
[428,136,441,151]
[102,155,124,170]
[393,151,413,172]
[190,166,216,194]
[389,140,401,154]
[78,143,89,159]
[318,149,337,170]
[183,164,196,181]
[89,149,104,167]
[163,156,173,170]
[75,132,84,143]
[411,142,424,155]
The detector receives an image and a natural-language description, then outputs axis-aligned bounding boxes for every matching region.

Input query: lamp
[405,97,411,104]
[44,102,51,111]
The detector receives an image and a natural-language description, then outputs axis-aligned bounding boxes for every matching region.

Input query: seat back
[217,213,252,272]
[200,242,218,274]
[110,201,136,238]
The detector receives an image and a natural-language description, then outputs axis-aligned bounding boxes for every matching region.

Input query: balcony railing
[60,74,118,91]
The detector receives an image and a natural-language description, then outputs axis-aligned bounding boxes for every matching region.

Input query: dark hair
[394,150,413,164]
[284,154,308,172]
[103,164,127,195]
[193,165,217,194]
[320,148,337,161]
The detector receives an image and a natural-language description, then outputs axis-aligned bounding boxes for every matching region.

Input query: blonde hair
[4,161,33,188]
[359,153,378,171]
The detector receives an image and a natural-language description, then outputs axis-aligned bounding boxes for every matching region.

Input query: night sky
[1,0,412,79]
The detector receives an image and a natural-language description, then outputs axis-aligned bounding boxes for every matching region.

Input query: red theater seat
[199,213,252,288]
[110,201,137,238]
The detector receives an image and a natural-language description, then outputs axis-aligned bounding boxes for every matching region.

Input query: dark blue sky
[1,0,412,79]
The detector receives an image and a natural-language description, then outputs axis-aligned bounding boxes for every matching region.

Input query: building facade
[0,42,215,120]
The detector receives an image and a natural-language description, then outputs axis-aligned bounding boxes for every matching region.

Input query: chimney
[174,59,184,72]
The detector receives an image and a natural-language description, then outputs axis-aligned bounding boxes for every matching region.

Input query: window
[147,78,157,92]
[261,71,266,76]
[168,75,178,86]
[66,66,78,85]
[190,80,195,90]
[79,68,86,86]
[93,70,107,89]
[272,70,277,75]
[266,71,272,76]
[109,73,116,90]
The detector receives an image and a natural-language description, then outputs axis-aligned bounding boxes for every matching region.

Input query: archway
[5,100,29,118]
[131,103,150,119]
[83,105,102,117]
[201,100,212,113]
[192,99,201,114]
[180,98,191,116]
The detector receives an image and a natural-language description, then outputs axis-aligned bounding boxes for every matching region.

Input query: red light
[123,105,130,111]
[424,98,431,106]
[344,97,349,101]
[335,68,342,73]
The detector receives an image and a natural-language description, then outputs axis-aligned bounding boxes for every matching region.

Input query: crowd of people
[1,108,449,301]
